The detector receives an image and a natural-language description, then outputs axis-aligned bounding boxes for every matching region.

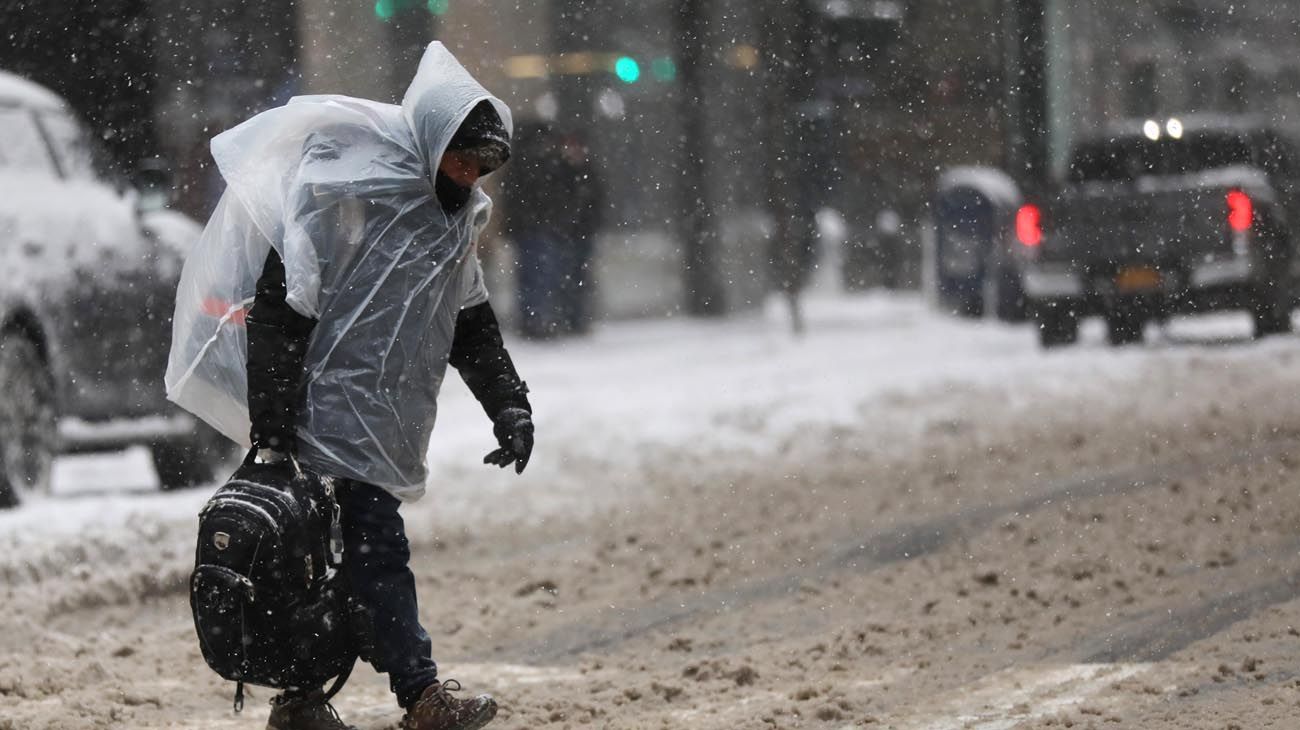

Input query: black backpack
[190,455,371,711]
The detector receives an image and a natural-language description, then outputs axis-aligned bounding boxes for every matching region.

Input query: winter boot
[400,679,497,730]
[266,690,359,730]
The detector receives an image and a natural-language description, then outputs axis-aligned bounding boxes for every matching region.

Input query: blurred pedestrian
[504,125,604,338]
[504,122,564,339]
[769,208,819,333]
[768,114,823,334]
[552,130,604,335]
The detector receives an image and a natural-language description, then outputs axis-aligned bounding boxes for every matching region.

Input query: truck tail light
[1227,190,1253,233]
[1016,204,1043,247]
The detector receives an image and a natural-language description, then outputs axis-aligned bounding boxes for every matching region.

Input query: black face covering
[435,169,473,214]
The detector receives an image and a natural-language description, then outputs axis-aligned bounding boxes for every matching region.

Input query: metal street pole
[676,0,727,316]
[761,0,818,332]
[1003,0,1049,190]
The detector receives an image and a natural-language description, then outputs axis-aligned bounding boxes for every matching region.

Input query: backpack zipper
[323,476,345,565]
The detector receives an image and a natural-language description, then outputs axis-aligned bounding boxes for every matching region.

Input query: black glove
[484,407,533,474]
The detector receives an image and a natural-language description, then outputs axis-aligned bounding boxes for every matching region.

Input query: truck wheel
[0,334,57,508]
[1037,305,1079,348]
[1106,308,1144,347]
[152,423,233,490]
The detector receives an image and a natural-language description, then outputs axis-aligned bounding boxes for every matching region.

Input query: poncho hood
[165,43,508,499]
[402,43,514,186]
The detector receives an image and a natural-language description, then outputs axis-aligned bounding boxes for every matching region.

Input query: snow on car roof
[0,70,65,110]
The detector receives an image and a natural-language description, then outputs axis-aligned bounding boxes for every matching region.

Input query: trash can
[932,167,1025,320]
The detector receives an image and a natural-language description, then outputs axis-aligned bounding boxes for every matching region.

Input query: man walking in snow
[166,44,532,730]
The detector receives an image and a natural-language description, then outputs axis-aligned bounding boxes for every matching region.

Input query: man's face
[438,151,481,188]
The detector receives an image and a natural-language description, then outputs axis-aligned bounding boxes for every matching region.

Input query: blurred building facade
[1047,0,1300,179]
[6,0,1299,319]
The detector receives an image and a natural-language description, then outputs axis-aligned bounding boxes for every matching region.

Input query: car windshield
[1068,132,1256,182]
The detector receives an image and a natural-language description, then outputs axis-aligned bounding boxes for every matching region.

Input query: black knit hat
[447,100,510,174]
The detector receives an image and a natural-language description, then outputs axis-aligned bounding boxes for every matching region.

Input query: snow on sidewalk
[0,292,1289,570]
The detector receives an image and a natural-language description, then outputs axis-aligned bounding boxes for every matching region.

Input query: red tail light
[1227,190,1253,233]
[1016,204,1043,247]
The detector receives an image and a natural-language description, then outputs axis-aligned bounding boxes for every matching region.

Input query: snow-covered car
[0,70,228,507]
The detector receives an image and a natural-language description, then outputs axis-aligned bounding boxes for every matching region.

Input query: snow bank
[0,293,1289,605]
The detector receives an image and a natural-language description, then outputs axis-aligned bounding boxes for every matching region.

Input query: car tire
[0,333,57,509]
[1037,304,1079,348]
[152,423,234,491]
[1106,307,1144,347]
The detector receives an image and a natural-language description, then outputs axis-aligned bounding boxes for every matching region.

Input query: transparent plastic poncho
[165,43,512,500]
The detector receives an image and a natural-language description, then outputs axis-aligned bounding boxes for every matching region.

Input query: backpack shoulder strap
[321,654,358,703]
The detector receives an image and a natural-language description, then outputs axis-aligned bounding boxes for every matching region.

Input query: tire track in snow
[890,554,1300,729]
[890,569,1300,730]
[1079,563,1300,664]
[498,443,1290,663]
[885,662,1173,730]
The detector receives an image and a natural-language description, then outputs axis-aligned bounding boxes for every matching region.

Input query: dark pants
[515,231,561,338]
[338,481,438,709]
[517,231,596,338]
[554,234,595,334]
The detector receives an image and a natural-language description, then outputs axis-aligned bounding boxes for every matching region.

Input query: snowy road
[4,294,1300,729]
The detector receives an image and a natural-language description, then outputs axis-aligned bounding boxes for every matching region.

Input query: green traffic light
[375,0,442,20]
[614,56,641,84]
[651,56,677,82]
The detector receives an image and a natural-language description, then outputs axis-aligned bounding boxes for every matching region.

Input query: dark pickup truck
[1021,117,1300,347]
